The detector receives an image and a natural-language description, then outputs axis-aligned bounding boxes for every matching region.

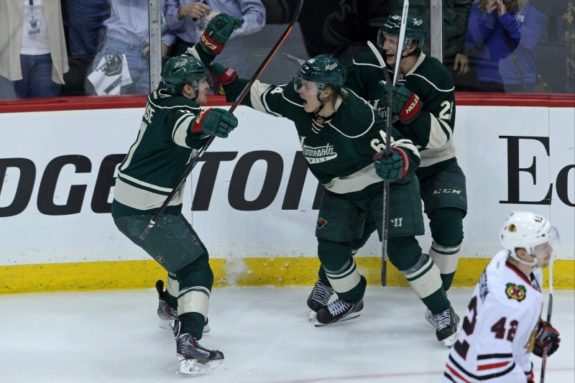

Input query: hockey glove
[210,62,238,86]
[199,14,243,56]
[533,319,561,357]
[391,85,422,124]
[191,108,238,138]
[373,148,409,182]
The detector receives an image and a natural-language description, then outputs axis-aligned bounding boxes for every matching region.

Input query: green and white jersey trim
[113,176,185,210]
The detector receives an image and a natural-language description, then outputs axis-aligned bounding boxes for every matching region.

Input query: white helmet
[499,211,558,266]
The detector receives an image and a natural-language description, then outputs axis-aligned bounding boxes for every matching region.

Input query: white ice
[1,287,573,383]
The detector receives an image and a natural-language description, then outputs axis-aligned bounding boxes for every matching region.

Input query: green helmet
[378,14,426,48]
[293,54,346,93]
[160,55,208,95]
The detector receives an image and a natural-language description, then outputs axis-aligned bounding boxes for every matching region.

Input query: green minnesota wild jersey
[112,88,207,216]
[346,49,457,178]
[224,78,419,197]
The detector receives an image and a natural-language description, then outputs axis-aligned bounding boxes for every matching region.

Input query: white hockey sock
[403,254,443,299]
[178,286,210,317]
[325,261,362,294]
[429,241,461,275]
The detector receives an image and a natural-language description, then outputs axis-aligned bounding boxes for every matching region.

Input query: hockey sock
[165,273,179,309]
[178,312,208,340]
[318,239,365,303]
[428,242,460,291]
[401,254,451,314]
[428,208,465,291]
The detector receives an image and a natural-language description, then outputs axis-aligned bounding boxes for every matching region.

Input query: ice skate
[315,298,363,326]
[306,279,334,313]
[176,333,224,375]
[434,307,459,347]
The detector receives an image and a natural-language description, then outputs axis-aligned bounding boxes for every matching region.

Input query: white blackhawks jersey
[443,251,543,382]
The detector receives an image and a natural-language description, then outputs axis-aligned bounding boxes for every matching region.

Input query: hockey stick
[367,40,391,286]
[140,0,305,240]
[540,256,554,383]
[367,0,409,286]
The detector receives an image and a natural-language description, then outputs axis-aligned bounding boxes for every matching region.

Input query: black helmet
[161,55,208,95]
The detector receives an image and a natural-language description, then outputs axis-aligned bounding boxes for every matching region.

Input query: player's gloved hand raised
[378,81,421,124]
[210,62,238,86]
[199,13,243,56]
[533,319,560,357]
[373,148,409,182]
[191,108,238,138]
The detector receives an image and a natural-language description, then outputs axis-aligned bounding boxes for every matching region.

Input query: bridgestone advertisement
[0,105,573,265]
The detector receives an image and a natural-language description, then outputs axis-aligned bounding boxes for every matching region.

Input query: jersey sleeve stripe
[172,113,194,148]
[427,115,451,149]
[477,353,513,360]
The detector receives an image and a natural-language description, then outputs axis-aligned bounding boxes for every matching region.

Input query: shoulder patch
[505,283,527,302]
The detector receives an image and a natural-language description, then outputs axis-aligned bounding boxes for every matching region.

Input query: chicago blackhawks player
[443,211,561,382]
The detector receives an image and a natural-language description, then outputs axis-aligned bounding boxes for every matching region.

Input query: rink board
[0,101,573,292]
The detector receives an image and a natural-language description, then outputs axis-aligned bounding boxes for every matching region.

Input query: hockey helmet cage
[161,55,208,95]
[294,54,346,93]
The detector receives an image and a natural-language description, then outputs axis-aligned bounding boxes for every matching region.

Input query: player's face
[296,79,322,113]
[534,242,553,268]
[382,32,400,66]
[193,77,210,104]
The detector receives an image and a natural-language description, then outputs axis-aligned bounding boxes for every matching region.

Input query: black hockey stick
[540,258,554,383]
[140,0,304,240]
[367,0,409,286]
[368,40,391,286]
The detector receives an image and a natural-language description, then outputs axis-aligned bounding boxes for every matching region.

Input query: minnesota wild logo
[505,283,527,302]
[103,54,123,76]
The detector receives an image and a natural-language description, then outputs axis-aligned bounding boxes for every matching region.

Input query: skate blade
[179,358,223,375]
[314,312,361,327]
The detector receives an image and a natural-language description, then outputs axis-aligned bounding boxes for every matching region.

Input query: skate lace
[435,309,453,330]
[312,281,333,304]
[327,299,352,316]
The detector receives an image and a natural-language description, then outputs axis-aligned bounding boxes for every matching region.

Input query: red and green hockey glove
[199,13,243,56]
[391,85,422,124]
[210,62,238,86]
[373,148,409,182]
[191,108,238,138]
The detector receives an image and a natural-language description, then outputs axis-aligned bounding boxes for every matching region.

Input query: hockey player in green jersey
[207,50,458,342]
[340,14,467,336]
[110,15,242,374]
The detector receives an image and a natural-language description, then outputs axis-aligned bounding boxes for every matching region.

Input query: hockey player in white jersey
[443,211,561,382]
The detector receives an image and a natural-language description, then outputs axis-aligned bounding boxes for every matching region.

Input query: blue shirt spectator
[498,2,547,91]
[466,0,521,90]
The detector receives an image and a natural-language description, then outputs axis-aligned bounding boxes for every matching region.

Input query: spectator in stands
[496,1,548,92]
[0,0,69,98]
[61,0,110,96]
[165,0,265,78]
[466,0,523,92]
[87,0,174,96]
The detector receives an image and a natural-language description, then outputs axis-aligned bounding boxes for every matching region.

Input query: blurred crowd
[0,0,574,99]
